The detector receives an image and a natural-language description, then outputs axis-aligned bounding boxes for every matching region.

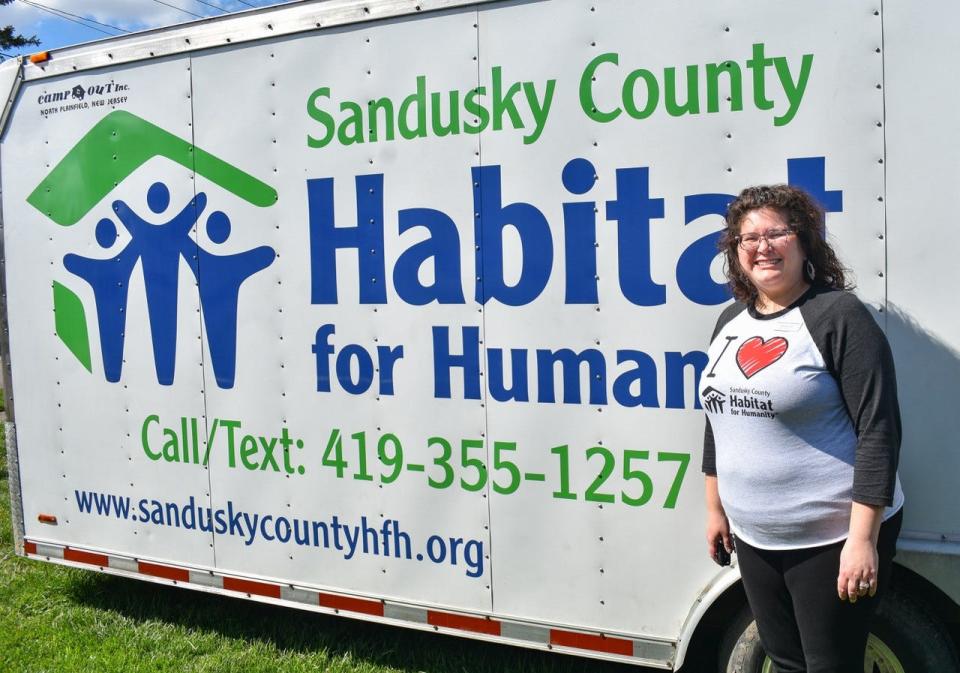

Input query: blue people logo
[27,111,279,389]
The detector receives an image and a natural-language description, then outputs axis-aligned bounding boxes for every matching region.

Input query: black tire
[868,583,960,672]
[718,586,960,673]
[717,604,765,673]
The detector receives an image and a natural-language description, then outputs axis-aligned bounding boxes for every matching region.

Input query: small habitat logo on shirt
[702,386,727,413]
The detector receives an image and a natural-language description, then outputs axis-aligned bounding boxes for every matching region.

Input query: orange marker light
[29,51,51,64]
[38,514,57,524]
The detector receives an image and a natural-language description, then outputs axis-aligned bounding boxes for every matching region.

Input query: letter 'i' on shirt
[699,287,904,550]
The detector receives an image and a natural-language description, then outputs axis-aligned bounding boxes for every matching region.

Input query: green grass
[0,426,643,673]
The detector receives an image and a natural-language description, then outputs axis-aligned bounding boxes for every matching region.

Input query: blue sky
[1,0,291,58]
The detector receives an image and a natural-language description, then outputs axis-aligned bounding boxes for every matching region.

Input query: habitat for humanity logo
[701,386,726,413]
[26,110,278,389]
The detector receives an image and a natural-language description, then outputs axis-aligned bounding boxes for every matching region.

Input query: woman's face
[735,207,806,304]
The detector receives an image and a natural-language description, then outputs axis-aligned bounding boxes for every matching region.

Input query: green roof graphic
[28,110,277,226]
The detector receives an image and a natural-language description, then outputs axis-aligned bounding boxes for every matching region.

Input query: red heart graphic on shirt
[736,336,788,379]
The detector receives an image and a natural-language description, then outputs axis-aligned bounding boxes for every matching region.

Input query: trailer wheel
[716,605,768,673]
[718,585,960,673]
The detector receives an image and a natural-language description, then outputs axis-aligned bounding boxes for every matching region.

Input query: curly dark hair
[720,184,852,304]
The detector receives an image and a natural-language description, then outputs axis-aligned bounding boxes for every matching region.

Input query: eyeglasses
[735,228,795,252]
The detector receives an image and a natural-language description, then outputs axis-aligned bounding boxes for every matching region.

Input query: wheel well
[678,580,748,672]
[678,563,960,672]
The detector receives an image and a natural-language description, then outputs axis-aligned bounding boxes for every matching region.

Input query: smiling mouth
[753,257,782,267]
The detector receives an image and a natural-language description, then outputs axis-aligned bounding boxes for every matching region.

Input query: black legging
[735,509,902,673]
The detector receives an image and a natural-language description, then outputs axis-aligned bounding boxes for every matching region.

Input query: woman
[700,184,904,673]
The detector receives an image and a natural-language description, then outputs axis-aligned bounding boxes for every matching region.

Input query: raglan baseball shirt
[699,287,904,550]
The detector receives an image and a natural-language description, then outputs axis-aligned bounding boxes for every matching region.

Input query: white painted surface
[1,0,954,667]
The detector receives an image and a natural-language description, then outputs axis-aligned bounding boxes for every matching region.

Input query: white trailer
[1,1,957,670]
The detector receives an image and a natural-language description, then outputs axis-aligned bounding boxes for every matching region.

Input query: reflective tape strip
[428,610,501,636]
[550,629,633,656]
[63,547,109,567]
[34,542,63,558]
[189,571,222,589]
[384,603,428,624]
[222,576,281,598]
[108,556,139,573]
[634,638,676,662]
[139,561,189,582]
[319,592,384,617]
[281,586,318,605]
[501,621,550,644]
[20,539,674,665]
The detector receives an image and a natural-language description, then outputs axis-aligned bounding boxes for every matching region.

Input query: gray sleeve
[801,291,901,506]
[701,302,746,476]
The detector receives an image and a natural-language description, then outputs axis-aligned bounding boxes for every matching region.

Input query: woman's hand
[838,502,884,602]
[706,507,732,563]
[837,537,878,602]
[704,476,732,563]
